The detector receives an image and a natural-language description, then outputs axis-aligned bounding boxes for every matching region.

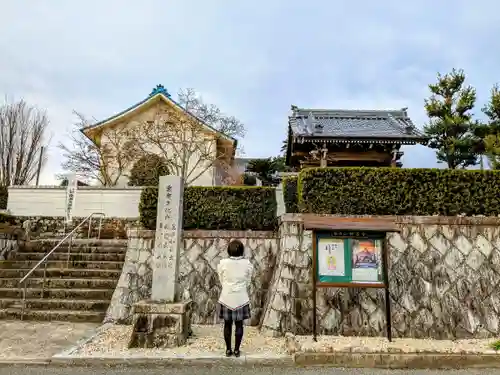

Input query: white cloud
[1,0,500,183]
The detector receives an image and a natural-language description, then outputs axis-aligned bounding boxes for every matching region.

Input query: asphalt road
[2,367,500,375]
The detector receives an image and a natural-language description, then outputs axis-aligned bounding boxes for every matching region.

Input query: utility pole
[35,146,44,186]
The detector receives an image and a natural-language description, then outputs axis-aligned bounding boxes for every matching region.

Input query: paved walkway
[0,321,98,360]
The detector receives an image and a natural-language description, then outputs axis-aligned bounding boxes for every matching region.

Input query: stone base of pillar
[128,299,192,349]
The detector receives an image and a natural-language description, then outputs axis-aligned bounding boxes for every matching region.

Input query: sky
[1,0,500,184]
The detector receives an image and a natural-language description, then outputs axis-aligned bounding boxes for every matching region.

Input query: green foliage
[490,340,500,351]
[298,167,500,216]
[0,186,7,209]
[246,157,286,186]
[485,134,500,169]
[282,176,298,213]
[0,212,16,225]
[242,173,257,186]
[128,154,170,187]
[476,84,500,168]
[424,69,479,169]
[139,186,277,230]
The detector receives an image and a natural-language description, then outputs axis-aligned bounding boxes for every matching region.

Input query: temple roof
[288,106,428,144]
[80,84,236,143]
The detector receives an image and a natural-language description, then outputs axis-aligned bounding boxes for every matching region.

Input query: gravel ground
[294,334,500,354]
[0,321,98,359]
[72,324,287,357]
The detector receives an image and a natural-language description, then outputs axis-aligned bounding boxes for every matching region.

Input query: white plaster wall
[7,186,143,217]
[98,104,217,187]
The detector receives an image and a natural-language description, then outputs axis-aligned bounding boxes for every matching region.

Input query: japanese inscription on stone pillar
[152,175,184,302]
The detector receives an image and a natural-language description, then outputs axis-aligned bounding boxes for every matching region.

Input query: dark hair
[227,240,245,257]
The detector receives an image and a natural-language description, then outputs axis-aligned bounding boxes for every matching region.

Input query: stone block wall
[0,230,23,260]
[105,229,279,325]
[260,214,500,340]
[12,216,139,239]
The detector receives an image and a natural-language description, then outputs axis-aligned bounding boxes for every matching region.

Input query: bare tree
[0,98,49,186]
[177,88,245,139]
[131,103,237,185]
[58,112,136,186]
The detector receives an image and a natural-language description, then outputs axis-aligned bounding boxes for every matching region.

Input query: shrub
[128,154,170,186]
[282,176,298,213]
[140,186,278,231]
[0,186,7,209]
[0,212,16,225]
[298,167,500,216]
[242,173,257,186]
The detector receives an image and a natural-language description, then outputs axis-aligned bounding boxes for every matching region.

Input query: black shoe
[225,350,233,357]
[234,350,241,358]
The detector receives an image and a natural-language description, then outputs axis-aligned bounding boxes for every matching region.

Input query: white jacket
[217,257,253,309]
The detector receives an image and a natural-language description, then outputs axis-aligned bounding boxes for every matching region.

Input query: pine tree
[479,84,500,169]
[424,69,478,169]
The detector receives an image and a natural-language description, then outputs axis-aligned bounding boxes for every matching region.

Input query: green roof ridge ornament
[150,84,171,97]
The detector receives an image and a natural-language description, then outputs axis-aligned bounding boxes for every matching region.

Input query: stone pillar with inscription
[128,175,192,349]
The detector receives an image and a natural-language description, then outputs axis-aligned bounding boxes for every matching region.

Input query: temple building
[285,106,429,169]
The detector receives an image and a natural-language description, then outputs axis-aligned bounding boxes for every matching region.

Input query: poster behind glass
[351,238,383,283]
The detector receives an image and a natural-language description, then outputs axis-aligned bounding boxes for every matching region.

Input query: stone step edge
[0,297,111,304]
[0,277,118,282]
[1,307,106,316]
[0,287,115,292]
[2,268,121,273]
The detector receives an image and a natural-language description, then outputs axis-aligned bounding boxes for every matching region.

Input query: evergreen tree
[424,69,478,169]
[479,84,500,169]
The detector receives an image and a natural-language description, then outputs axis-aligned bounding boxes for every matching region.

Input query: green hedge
[298,167,500,216]
[282,176,298,213]
[0,212,16,225]
[0,186,7,210]
[140,186,278,230]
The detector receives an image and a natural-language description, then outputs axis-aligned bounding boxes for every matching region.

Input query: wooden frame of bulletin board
[303,215,401,342]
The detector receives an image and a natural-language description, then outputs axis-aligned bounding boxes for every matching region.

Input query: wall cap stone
[279,213,500,226]
[8,185,144,190]
[128,228,278,239]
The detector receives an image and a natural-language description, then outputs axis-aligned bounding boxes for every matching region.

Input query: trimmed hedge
[140,186,278,230]
[282,176,298,213]
[0,212,16,225]
[299,167,500,216]
[0,186,7,210]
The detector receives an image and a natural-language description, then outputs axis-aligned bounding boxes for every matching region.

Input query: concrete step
[0,260,124,270]
[0,298,110,311]
[18,246,127,254]
[0,268,121,279]
[14,252,126,262]
[0,277,117,289]
[0,308,105,323]
[21,240,128,252]
[24,239,128,247]
[0,287,115,300]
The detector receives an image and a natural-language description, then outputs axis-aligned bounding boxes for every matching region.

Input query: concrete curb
[0,359,51,367]
[3,351,500,369]
[48,355,294,368]
[293,352,500,369]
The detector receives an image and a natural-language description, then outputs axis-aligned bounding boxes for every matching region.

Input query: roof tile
[289,107,427,142]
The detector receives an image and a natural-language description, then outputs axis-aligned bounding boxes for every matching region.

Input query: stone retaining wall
[105,229,279,325]
[12,216,139,239]
[105,214,500,340]
[260,214,500,340]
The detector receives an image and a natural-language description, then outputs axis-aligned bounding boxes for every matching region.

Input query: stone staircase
[0,239,127,322]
